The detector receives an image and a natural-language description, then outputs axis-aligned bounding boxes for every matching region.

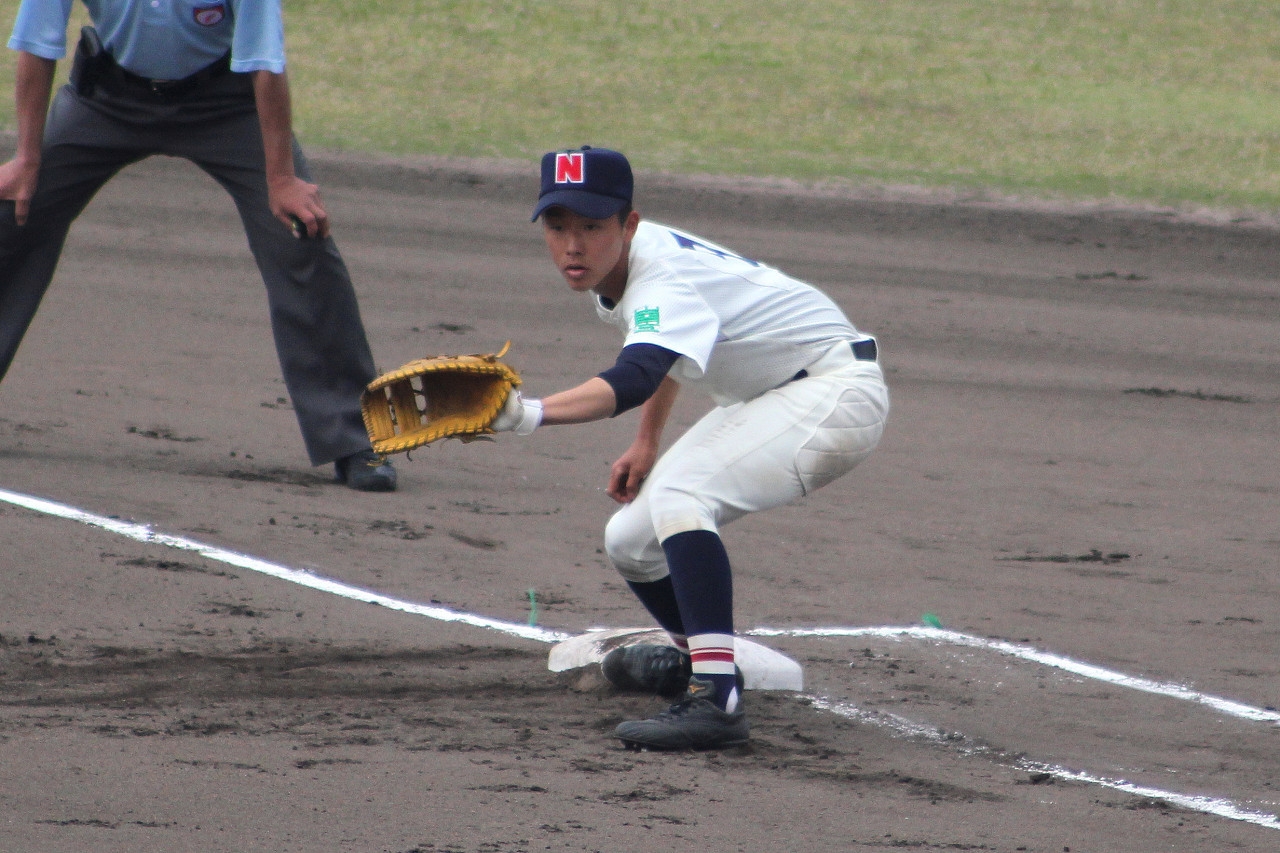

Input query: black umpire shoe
[335,450,397,492]
[601,644,692,697]
[614,676,749,751]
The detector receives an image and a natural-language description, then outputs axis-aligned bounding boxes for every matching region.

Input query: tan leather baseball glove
[361,342,522,454]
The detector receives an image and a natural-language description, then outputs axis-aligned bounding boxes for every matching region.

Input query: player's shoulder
[632,219,679,249]
[634,219,765,275]
[636,218,701,239]
[634,220,724,259]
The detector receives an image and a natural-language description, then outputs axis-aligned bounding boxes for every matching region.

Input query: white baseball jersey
[595,220,864,406]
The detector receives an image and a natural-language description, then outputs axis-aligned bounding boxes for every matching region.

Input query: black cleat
[335,450,397,492]
[601,644,692,697]
[614,676,749,751]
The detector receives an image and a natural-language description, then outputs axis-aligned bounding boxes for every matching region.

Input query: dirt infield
[1,146,1278,852]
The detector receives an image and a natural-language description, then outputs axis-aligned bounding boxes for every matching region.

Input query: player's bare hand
[607,442,658,503]
[0,156,40,226]
[268,175,330,240]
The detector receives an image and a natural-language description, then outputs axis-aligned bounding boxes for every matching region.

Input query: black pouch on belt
[69,26,107,96]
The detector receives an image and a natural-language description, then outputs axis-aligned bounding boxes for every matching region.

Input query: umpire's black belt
[790,339,878,383]
[98,52,233,101]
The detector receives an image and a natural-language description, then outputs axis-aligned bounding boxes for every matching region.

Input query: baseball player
[492,146,890,750]
[0,1,394,491]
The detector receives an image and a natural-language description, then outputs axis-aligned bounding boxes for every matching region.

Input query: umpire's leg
[169,87,380,467]
[0,86,144,383]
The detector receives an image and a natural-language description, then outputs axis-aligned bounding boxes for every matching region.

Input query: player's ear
[622,209,641,239]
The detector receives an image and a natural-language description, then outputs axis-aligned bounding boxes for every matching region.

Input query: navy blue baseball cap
[531,146,633,221]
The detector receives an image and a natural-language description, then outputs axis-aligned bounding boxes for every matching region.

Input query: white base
[547,627,803,692]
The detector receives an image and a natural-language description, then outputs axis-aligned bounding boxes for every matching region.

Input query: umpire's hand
[268,174,330,240]
[0,156,40,226]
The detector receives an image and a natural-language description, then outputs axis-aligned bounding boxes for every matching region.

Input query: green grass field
[3,1,1278,212]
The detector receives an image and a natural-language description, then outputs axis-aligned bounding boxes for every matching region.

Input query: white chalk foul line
[0,487,570,645]
[747,625,1280,725]
[808,695,1280,832]
[4,486,1278,832]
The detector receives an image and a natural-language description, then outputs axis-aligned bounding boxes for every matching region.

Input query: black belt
[790,340,878,383]
[101,53,233,100]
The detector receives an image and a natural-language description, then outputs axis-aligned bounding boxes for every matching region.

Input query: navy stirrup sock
[626,576,687,648]
[661,529,738,710]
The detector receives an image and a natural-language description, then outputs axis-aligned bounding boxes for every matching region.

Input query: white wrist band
[516,398,543,435]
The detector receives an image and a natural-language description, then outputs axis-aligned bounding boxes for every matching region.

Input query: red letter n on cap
[555,152,585,184]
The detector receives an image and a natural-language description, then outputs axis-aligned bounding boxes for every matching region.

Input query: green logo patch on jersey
[633,306,661,332]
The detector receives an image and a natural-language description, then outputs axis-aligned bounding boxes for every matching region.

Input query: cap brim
[531,190,628,222]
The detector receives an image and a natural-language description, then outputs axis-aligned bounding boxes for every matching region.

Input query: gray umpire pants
[0,73,377,467]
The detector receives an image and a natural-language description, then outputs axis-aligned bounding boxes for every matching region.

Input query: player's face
[541,207,638,301]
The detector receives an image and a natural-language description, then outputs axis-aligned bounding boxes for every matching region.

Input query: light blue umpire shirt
[8,0,285,80]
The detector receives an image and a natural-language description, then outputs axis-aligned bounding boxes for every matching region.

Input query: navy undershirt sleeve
[597,343,681,416]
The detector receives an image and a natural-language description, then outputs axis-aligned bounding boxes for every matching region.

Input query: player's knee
[635,477,714,534]
[605,544,667,583]
[603,487,719,582]
[610,556,669,584]
[604,507,666,583]
[650,496,719,542]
